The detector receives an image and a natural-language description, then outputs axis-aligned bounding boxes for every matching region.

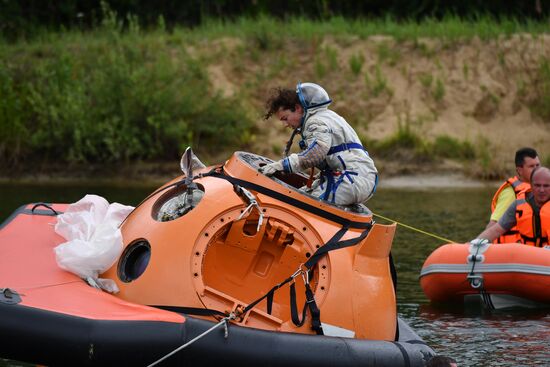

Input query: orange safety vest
[491,177,530,244]
[515,196,550,247]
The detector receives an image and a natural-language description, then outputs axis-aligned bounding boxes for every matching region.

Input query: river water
[1,181,549,367]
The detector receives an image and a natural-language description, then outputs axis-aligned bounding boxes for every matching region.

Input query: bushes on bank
[1,10,549,173]
[0,19,254,167]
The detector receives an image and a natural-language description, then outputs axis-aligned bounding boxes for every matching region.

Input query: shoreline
[0,158,502,189]
[379,173,498,189]
[0,171,500,189]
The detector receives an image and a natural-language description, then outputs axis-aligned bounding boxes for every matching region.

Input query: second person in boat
[471,166,550,247]
[485,147,540,243]
[259,82,378,207]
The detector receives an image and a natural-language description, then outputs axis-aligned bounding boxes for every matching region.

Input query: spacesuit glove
[259,160,283,176]
[469,238,489,247]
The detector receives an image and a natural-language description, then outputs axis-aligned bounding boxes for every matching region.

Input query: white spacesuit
[261,82,378,206]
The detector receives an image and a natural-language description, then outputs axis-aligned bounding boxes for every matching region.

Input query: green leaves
[0,32,254,167]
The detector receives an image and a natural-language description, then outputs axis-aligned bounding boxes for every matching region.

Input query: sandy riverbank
[0,168,500,190]
[379,173,498,189]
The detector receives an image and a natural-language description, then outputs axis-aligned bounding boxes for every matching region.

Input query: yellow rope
[373,212,456,244]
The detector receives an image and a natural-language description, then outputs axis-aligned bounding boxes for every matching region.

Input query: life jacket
[515,195,550,247]
[491,176,530,244]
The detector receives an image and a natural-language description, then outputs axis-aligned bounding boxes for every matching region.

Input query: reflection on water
[1,182,548,366]
[404,304,550,366]
[368,188,490,305]
[368,188,550,367]
[0,182,154,221]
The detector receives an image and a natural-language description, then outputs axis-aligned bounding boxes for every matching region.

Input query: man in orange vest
[486,147,540,243]
[473,166,550,247]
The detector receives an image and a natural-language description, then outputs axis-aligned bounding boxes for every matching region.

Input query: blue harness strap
[320,170,335,202]
[327,142,365,155]
[372,173,378,195]
[315,142,372,203]
[320,169,358,203]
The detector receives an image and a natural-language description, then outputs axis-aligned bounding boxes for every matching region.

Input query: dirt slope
[205,34,550,178]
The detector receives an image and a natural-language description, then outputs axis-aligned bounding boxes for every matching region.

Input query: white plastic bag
[54,194,134,293]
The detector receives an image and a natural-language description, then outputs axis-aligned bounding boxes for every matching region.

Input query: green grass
[468,135,507,180]
[1,13,548,172]
[185,15,549,42]
[314,55,327,78]
[365,64,392,97]
[349,52,365,76]
[462,62,470,80]
[0,12,255,167]
[432,135,475,160]
[370,117,430,160]
[314,45,338,79]
[371,121,476,163]
[419,73,433,88]
[377,43,401,65]
[530,57,550,121]
[433,78,445,102]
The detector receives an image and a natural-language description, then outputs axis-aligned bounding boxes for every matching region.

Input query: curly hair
[263,87,300,120]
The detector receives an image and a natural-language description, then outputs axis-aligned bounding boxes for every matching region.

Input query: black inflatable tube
[0,303,434,367]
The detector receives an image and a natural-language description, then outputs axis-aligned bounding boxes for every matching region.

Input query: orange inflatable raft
[0,150,434,366]
[420,242,550,309]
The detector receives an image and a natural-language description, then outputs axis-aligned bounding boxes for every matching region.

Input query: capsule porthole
[118,240,151,282]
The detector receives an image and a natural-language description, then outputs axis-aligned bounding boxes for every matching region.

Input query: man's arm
[287,120,330,172]
[258,120,330,176]
[477,222,507,242]
[475,200,517,242]
[489,186,515,222]
[485,221,497,229]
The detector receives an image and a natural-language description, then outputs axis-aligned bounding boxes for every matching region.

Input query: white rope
[147,264,307,366]
[146,316,232,367]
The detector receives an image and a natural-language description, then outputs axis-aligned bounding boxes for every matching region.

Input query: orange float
[0,150,434,366]
[420,242,550,309]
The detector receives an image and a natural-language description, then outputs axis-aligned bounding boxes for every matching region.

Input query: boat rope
[199,168,374,334]
[164,223,372,337]
[479,288,495,310]
[12,280,83,291]
[372,212,456,243]
[466,242,483,288]
[141,167,373,336]
[239,223,372,336]
[146,313,235,367]
[466,239,495,310]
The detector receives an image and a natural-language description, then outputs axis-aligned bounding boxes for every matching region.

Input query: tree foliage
[1,0,547,40]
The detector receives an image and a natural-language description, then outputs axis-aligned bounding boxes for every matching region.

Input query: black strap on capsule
[164,168,374,334]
